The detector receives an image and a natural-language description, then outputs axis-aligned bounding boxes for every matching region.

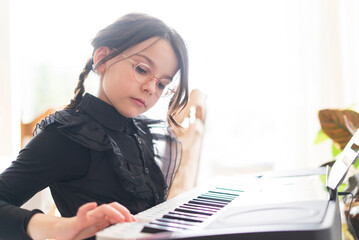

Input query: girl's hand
[58,202,137,240]
[28,202,136,240]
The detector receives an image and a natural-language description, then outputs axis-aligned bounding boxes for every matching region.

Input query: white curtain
[197,0,359,180]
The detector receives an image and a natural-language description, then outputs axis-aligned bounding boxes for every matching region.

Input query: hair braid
[65,58,93,110]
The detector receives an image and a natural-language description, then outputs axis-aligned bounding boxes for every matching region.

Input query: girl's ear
[93,46,111,74]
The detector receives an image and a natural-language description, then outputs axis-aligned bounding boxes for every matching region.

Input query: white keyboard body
[96,170,339,240]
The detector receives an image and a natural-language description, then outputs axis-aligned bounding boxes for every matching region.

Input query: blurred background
[1,0,359,183]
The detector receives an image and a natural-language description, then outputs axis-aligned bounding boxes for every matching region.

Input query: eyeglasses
[122,55,176,97]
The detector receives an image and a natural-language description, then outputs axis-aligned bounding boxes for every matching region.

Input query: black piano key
[208,190,240,196]
[183,203,221,211]
[163,213,204,223]
[189,200,226,208]
[200,195,236,202]
[174,207,213,216]
[180,205,217,213]
[142,223,187,233]
[142,187,243,235]
[197,196,232,203]
[201,193,237,201]
[192,198,228,205]
[142,224,166,233]
[168,211,208,219]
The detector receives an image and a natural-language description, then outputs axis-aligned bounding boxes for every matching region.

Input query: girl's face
[94,37,179,118]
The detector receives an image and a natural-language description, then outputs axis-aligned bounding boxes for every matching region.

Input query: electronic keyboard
[96,171,341,240]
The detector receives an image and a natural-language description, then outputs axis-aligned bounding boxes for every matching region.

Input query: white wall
[0,0,21,171]
[0,0,13,171]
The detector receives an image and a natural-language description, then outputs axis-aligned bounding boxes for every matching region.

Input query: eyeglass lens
[133,63,174,97]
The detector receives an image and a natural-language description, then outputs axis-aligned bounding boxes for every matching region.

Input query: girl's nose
[141,77,157,95]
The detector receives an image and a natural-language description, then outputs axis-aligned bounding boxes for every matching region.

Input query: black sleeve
[0,124,90,240]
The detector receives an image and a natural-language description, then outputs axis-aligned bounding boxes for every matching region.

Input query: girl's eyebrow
[132,53,174,80]
[133,53,154,66]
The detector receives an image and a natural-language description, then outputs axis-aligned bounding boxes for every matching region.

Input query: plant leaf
[332,143,341,157]
[354,158,359,169]
[318,109,359,150]
[314,129,329,144]
[338,182,347,192]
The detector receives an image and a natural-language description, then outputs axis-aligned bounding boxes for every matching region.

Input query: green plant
[316,109,359,168]
[316,109,359,239]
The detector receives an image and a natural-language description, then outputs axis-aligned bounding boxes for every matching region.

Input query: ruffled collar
[79,93,135,134]
[33,93,181,200]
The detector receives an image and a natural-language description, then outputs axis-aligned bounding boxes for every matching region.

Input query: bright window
[6,0,359,181]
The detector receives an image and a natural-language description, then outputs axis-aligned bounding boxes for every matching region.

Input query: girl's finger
[77,202,98,218]
[88,204,125,223]
[108,202,134,222]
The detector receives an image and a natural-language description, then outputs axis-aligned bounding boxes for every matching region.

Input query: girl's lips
[131,97,146,107]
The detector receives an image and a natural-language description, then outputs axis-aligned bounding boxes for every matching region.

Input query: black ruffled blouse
[0,93,181,240]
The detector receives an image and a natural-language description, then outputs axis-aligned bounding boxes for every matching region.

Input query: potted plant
[317,109,359,240]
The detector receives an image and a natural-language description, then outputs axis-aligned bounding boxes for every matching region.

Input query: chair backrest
[20,108,57,148]
[20,108,59,215]
[168,89,207,199]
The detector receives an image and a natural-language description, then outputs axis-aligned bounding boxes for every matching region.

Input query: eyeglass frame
[121,54,177,97]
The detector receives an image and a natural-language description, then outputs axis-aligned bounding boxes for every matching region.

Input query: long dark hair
[65,13,189,128]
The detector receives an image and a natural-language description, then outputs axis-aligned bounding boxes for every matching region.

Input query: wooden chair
[168,89,207,199]
[20,108,58,215]
[21,108,57,148]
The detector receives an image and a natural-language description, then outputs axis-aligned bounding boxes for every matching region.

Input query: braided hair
[65,13,189,128]
[66,58,93,110]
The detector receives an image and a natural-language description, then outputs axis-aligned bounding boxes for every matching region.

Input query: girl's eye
[157,82,165,90]
[135,64,151,76]
[157,79,171,90]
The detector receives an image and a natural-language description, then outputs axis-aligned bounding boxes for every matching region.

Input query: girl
[0,13,189,240]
